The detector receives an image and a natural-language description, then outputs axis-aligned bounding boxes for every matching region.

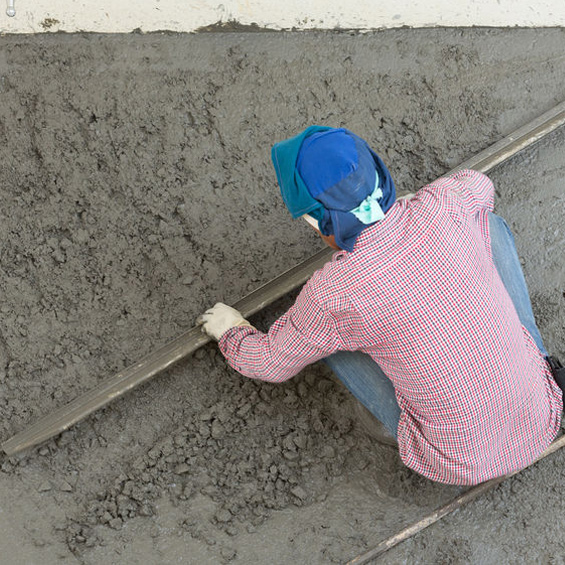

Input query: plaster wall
[1,0,564,34]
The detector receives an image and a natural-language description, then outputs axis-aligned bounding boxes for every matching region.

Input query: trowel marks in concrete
[0,28,563,563]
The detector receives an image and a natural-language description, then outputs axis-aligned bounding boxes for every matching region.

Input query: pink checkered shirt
[220,170,562,485]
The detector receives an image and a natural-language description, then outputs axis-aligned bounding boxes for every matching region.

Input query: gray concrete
[0,29,563,564]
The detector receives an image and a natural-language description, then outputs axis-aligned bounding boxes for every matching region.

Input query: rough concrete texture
[0,28,563,564]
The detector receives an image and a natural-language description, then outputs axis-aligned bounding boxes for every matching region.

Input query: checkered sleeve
[218,278,349,383]
[448,169,495,214]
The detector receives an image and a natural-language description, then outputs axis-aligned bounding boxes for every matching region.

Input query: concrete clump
[62,370,362,549]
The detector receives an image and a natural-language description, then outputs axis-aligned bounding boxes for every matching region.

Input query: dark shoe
[548,357,565,394]
[355,401,398,447]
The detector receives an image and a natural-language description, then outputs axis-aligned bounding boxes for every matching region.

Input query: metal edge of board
[347,434,565,564]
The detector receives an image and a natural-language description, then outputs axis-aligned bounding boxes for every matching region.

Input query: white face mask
[302,213,320,231]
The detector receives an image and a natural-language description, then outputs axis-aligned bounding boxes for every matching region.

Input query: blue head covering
[271,127,395,252]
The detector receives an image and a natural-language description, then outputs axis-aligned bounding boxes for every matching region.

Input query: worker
[197,126,564,485]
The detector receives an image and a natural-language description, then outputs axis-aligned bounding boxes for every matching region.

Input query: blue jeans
[324,213,547,438]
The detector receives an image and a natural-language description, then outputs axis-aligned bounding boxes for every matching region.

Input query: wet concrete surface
[0,28,563,564]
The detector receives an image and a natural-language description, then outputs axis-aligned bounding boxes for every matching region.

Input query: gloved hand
[196,302,254,341]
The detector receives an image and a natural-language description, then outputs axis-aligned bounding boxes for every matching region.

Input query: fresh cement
[0,29,564,564]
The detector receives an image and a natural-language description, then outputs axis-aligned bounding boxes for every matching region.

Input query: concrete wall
[1,0,564,34]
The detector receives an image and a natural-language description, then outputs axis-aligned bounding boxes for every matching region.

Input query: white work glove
[196,302,254,341]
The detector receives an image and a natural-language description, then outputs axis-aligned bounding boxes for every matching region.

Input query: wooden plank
[2,248,333,455]
[3,101,565,456]
[451,101,565,174]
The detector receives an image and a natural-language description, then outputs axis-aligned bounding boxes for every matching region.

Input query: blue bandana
[271,127,395,252]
